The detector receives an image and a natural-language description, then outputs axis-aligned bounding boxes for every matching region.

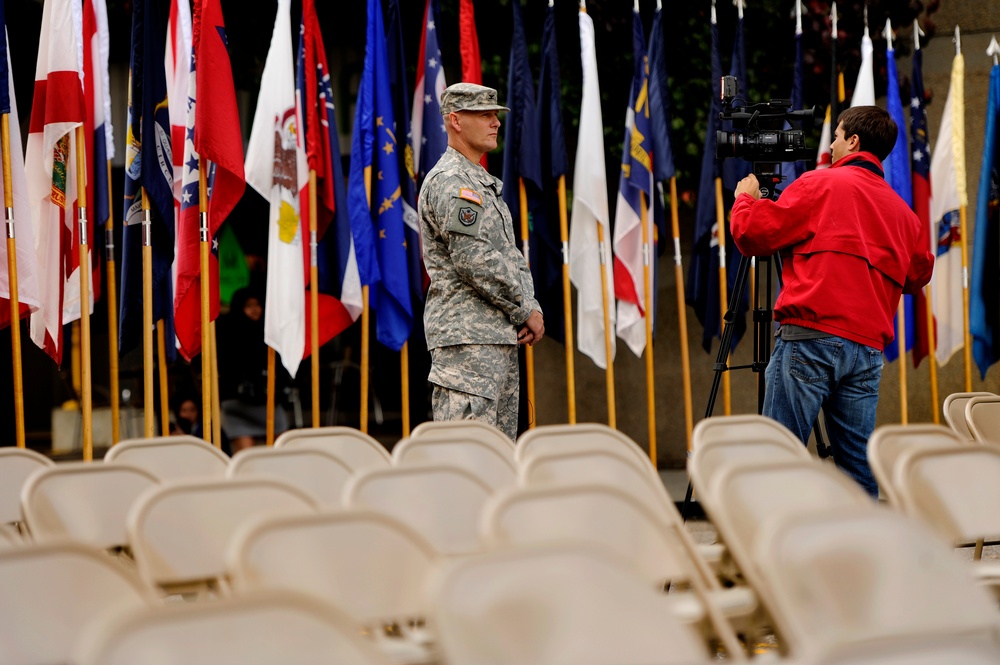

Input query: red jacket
[730,152,934,351]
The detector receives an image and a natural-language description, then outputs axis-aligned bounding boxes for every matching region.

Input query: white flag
[245,0,308,377]
[569,9,615,369]
[851,26,875,106]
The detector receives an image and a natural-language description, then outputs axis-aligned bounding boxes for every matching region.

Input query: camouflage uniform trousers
[428,344,519,443]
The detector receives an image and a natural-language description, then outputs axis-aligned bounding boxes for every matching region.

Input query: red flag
[458,0,487,169]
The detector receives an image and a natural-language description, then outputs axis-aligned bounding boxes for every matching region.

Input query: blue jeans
[763,336,883,497]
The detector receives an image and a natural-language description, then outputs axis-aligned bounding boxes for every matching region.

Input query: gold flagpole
[1,111,24,448]
[266,346,276,445]
[104,160,119,444]
[556,175,576,423]
[925,284,940,423]
[211,320,221,447]
[157,321,170,434]
[897,301,908,423]
[140,189,154,437]
[596,222,616,428]
[361,167,372,434]
[640,191,656,464]
[75,127,93,461]
[309,170,320,427]
[198,161,213,444]
[960,204,972,391]
[668,178,693,449]
[518,178,536,428]
[401,342,410,436]
[714,177,731,415]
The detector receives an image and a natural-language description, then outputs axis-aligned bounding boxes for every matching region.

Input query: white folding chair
[942,391,995,440]
[0,448,53,536]
[688,436,811,501]
[128,477,318,594]
[343,464,491,556]
[816,636,1000,665]
[227,447,353,507]
[0,541,154,665]
[753,508,1000,660]
[392,435,516,491]
[867,424,965,507]
[429,543,713,665]
[410,419,515,450]
[514,423,655,478]
[965,395,1000,444]
[104,436,229,480]
[228,510,439,660]
[274,426,392,471]
[692,414,803,450]
[74,590,390,665]
[20,462,159,550]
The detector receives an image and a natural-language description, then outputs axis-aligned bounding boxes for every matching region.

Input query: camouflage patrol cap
[439,82,511,115]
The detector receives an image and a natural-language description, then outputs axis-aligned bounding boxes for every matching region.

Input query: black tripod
[680,164,829,520]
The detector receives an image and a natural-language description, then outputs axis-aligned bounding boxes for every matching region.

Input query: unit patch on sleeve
[447,197,484,237]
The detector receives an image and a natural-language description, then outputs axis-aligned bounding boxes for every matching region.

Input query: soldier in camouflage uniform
[419,82,544,442]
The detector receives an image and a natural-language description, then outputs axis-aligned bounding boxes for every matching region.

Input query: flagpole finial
[883,18,894,51]
[733,0,745,21]
[549,0,554,7]
[862,5,869,37]
[634,0,639,13]
[711,0,717,25]
[579,0,586,11]
[954,25,962,55]
[831,2,838,36]
[988,36,1000,65]
[656,0,662,10]
[794,0,805,35]
[913,20,924,51]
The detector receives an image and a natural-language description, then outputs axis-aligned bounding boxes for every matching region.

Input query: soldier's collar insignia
[458,188,483,205]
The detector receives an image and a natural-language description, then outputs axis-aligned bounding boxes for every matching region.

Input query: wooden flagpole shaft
[309,169,320,428]
[640,191,656,465]
[556,175,576,424]
[897,301,908,424]
[141,188,155,437]
[104,160,119,444]
[925,284,940,423]
[1,113,24,448]
[668,178,693,450]
[266,346,275,445]
[960,204,972,391]
[595,222,616,428]
[361,168,372,434]
[157,321,169,435]
[75,126,93,461]
[198,161,213,444]
[714,177,731,415]
[211,320,221,447]
[518,178,535,428]
[401,342,410,437]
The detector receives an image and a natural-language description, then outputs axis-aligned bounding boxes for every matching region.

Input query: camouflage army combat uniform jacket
[419,146,540,349]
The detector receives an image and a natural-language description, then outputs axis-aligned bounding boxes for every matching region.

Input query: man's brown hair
[838,106,898,162]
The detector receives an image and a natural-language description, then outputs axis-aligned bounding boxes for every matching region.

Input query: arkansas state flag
[26,0,86,365]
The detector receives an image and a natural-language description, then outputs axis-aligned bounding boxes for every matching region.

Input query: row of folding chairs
[942,391,1000,442]
[688,414,1000,663]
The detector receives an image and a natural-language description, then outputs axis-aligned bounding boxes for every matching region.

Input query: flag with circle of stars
[908,45,933,367]
[411,0,447,189]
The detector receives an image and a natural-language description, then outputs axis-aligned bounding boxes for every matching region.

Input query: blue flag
[348,0,412,351]
[781,22,806,185]
[412,0,448,189]
[531,2,568,344]
[646,3,673,326]
[119,0,175,357]
[970,62,1000,378]
[883,39,915,363]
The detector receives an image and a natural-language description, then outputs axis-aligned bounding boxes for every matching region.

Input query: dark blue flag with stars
[971,61,1000,378]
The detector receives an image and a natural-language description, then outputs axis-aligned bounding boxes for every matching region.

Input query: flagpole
[925,284,940,421]
[308,169,320,427]
[361,169,372,434]
[897,301,908,423]
[266,345,275,445]
[139,188,155,437]
[211,319,221,446]
[104,160,119,444]
[597,222,616,428]
[518,178,536,428]
[961,201,972,391]
[714,177,731,415]
[75,126,94,461]
[1,111,24,448]
[557,175,576,423]
[157,320,170,434]
[669,177,693,449]
[640,191,656,464]
[198,159,213,444]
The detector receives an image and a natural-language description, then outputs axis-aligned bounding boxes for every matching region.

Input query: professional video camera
[715,76,821,200]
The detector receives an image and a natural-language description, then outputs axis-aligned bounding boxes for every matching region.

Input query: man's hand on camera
[735,174,762,201]
[517,310,545,346]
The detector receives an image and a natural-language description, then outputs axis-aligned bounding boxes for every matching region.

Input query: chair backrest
[227,510,438,626]
[392,435,516,491]
[0,541,153,665]
[20,462,159,550]
[965,395,1000,443]
[817,636,1000,665]
[483,483,694,586]
[754,507,1000,659]
[227,447,353,507]
[410,419,515,450]
[514,423,655,478]
[942,391,995,440]
[104,436,229,481]
[688,437,811,501]
[0,448,53,524]
[894,444,1000,546]
[343,464,492,556]
[75,590,390,665]
[692,414,803,450]
[429,543,710,665]
[273,426,391,471]
[867,424,965,506]
[128,477,317,591]
[0,525,21,549]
